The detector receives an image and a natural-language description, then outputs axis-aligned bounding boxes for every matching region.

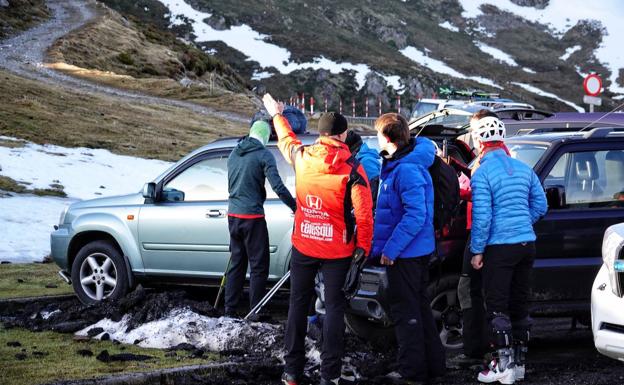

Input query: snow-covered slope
[0,137,171,262]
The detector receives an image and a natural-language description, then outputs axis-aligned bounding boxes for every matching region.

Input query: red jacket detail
[273,114,374,259]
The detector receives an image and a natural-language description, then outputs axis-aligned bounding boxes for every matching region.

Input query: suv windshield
[508,142,548,168]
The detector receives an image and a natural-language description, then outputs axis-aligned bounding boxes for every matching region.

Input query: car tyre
[427,274,463,350]
[345,312,396,349]
[71,240,129,304]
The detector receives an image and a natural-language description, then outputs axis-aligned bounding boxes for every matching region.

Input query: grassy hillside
[0,69,247,161]
[47,4,260,116]
[0,0,49,39]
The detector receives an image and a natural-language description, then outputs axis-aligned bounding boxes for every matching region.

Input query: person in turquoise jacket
[371,113,445,384]
[469,114,547,384]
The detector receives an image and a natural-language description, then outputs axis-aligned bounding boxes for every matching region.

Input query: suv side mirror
[546,185,566,209]
[142,182,157,200]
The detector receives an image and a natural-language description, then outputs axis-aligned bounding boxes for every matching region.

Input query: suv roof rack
[583,127,614,139]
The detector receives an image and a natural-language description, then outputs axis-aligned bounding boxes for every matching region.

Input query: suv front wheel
[71,240,129,304]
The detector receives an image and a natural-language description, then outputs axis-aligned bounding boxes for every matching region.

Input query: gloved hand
[263,93,284,117]
[352,247,365,262]
[343,247,367,300]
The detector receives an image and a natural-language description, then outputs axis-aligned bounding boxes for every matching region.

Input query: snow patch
[439,21,460,32]
[252,71,273,81]
[522,67,536,74]
[511,82,585,112]
[159,0,399,89]
[458,0,624,94]
[474,41,518,66]
[77,308,281,352]
[0,195,72,262]
[0,138,171,262]
[560,45,582,61]
[400,46,502,89]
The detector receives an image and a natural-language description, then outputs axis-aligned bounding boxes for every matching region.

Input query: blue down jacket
[470,149,548,254]
[372,137,436,260]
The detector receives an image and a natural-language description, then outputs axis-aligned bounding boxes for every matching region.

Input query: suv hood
[69,193,145,210]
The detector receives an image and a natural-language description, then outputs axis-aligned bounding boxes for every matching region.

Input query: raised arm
[263,93,303,165]
[263,151,297,212]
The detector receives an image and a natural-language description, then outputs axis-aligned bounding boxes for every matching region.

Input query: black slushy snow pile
[0,287,217,333]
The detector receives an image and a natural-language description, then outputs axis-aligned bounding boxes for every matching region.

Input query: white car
[592,223,624,361]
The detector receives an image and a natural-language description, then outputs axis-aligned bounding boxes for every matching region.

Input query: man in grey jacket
[225,120,296,318]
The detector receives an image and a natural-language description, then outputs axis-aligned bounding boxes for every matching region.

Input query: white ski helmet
[470,116,506,144]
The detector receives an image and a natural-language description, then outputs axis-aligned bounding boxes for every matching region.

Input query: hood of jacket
[358,142,380,161]
[235,136,264,156]
[381,137,436,177]
[305,136,352,174]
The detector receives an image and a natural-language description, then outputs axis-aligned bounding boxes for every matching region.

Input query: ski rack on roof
[438,88,501,100]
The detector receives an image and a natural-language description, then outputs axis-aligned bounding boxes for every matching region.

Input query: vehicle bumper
[50,226,71,271]
[591,264,624,362]
[347,266,392,324]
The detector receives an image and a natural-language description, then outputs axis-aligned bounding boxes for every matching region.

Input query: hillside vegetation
[0,0,49,39]
[47,4,260,116]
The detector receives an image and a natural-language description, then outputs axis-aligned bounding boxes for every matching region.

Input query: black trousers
[387,256,446,381]
[224,216,270,312]
[482,242,535,323]
[458,234,489,358]
[284,247,351,380]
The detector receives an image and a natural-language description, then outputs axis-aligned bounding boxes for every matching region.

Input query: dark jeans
[284,247,351,380]
[224,216,270,312]
[387,256,446,381]
[482,242,536,322]
[458,234,489,358]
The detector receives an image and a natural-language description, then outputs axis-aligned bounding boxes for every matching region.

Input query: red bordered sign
[583,74,603,97]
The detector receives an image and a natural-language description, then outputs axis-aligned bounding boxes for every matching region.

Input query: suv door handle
[206,209,227,218]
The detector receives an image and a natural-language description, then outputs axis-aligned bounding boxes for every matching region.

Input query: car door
[534,141,624,302]
[138,149,232,277]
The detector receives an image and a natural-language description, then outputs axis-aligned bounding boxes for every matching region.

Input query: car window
[411,102,439,119]
[266,148,295,199]
[164,154,229,202]
[508,143,547,168]
[544,149,624,208]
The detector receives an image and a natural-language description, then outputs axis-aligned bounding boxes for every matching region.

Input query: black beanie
[318,112,348,136]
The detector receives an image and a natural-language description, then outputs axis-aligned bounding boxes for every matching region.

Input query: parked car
[347,127,624,348]
[592,223,624,361]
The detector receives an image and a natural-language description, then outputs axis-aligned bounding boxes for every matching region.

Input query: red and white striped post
[365,98,369,118]
[339,98,343,114]
[397,95,401,114]
[378,97,382,116]
[324,97,328,113]
[352,99,356,117]
[432,91,437,99]
[300,93,305,113]
[310,96,314,115]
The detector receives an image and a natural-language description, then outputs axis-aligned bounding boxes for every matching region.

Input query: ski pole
[244,270,290,320]
[214,255,233,309]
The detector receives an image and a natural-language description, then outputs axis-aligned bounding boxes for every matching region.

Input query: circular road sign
[583,74,603,97]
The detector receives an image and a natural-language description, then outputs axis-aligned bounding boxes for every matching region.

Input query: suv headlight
[602,226,623,297]
[58,206,69,226]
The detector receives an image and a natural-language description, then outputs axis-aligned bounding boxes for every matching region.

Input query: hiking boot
[477,359,515,384]
[281,372,299,385]
[513,365,525,381]
[224,308,239,318]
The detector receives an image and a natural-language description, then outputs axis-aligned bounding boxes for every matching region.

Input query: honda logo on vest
[306,195,323,210]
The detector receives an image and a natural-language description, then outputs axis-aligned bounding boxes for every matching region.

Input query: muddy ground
[1,287,624,385]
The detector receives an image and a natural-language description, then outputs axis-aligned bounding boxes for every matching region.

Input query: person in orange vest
[262,94,374,385]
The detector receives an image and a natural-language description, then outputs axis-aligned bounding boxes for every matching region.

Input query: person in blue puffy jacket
[371,113,445,383]
[469,115,547,384]
[345,130,381,206]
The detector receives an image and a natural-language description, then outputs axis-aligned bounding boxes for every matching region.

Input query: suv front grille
[359,272,380,293]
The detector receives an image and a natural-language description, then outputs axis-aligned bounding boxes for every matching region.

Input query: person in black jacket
[225,120,296,318]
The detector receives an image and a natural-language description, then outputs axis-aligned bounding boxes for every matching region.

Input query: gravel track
[0,0,249,124]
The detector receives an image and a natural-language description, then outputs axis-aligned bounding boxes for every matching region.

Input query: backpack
[428,156,460,232]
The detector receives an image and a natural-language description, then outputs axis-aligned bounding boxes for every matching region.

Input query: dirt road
[0,0,249,124]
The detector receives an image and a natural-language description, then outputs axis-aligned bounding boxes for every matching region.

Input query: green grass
[0,326,216,385]
[0,175,67,198]
[0,263,73,299]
